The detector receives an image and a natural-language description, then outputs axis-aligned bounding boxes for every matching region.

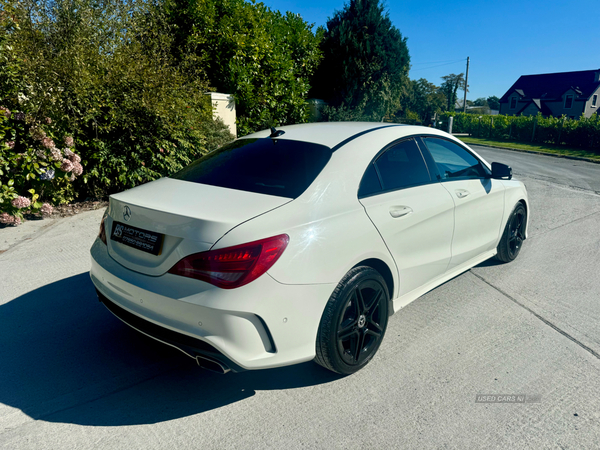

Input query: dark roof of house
[500,69,600,103]
[515,99,554,116]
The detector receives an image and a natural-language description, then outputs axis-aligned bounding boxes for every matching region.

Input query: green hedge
[442,112,600,152]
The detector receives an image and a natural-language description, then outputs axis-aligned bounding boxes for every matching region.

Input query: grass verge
[456,136,600,161]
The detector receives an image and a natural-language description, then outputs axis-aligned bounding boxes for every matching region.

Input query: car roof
[241,122,456,150]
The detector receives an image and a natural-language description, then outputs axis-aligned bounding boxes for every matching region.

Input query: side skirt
[391,249,496,314]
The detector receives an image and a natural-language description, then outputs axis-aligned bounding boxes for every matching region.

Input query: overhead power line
[411,58,466,65]
[410,59,466,72]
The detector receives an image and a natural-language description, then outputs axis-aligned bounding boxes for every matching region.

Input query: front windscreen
[171,138,332,198]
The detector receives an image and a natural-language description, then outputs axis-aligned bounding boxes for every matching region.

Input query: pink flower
[6,141,15,149]
[0,212,13,224]
[61,158,73,172]
[64,148,81,163]
[12,196,31,209]
[72,161,83,176]
[45,117,52,124]
[0,107,10,118]
[69,173,75,182]
[42,137,55,149]
[36,148,47,159]
[13,216,22,226]
[51,147,62,161]
[64,136,74,147]
[41,203,53,216]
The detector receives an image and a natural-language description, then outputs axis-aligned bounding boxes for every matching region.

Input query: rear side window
[422,137,488,180]
[374,139,432,192]
[171,138,332,198]
[358,164,382,197]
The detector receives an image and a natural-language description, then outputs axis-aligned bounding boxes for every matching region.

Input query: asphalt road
[1,148,600,449]
[473,145,600,192]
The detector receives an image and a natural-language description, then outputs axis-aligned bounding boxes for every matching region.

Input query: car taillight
[168,234,289,289]
[98,209,108,245]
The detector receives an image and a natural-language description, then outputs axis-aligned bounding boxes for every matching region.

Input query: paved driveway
[1,148,599,449]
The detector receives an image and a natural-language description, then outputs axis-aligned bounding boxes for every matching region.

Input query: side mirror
[491,162,512,180]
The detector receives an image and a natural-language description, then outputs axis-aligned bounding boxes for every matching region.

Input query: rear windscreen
[171,138,333,198]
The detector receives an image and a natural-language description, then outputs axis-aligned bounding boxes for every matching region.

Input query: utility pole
[463,56,470,113]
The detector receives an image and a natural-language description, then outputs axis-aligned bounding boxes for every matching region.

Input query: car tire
[315,266,389,375]
[496,202,527,263]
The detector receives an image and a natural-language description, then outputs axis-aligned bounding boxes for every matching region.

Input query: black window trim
[331,124,402,152]
[357,136,438,199]
[417,134,492,182]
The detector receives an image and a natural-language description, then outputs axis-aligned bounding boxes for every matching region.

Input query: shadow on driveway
[0,274,340,426]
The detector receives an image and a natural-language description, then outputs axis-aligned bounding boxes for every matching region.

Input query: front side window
[172,138,332,199]
[592,94,598,107]
[510,97,517,109]
[422,137,488,181]
[564,94,574,109]
[371,139,431,193]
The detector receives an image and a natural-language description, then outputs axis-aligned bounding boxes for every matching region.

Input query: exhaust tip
[196,356,231,374]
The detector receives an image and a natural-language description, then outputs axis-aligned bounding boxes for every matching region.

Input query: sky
[259,0,600,101]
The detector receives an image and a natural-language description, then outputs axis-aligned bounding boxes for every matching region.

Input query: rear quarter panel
[211,130,407,295]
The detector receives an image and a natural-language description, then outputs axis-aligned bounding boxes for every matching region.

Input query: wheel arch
[352,258,395,315]
[518,198,529,239]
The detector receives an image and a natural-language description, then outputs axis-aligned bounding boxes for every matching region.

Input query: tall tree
[404,78,445,122]
[311,0,410,120]
[487,95,500,110]
[439,73,465,111]
[473,97,488,107]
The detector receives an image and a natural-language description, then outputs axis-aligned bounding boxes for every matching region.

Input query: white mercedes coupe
[90,122,528,375]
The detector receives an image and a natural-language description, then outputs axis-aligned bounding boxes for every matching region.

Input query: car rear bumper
[95,289,245,372]
[90,238,335,370]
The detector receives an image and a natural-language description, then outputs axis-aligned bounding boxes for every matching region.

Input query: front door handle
[455,189,470,198]
[389,206,413,218]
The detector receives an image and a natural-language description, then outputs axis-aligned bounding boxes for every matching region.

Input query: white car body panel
[107,177,290,276]
[89,122,529,371]
[391,249,497,313]
[359,183,455,296]
[441,177,505,270]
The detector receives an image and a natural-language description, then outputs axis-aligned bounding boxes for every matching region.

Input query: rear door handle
[389,206,413,218]
[455,189,470,198]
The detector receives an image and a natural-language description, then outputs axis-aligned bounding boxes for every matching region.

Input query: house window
[564,94,574,109]
[592,95,598,107]
[510,97,517,109]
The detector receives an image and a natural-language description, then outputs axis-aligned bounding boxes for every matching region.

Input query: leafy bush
[166,0,322,136]
[320,104,383,122]
[5,0,234,202]
[0,4,84,224]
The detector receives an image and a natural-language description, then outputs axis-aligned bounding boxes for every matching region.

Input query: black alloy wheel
[315,266,389,375]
